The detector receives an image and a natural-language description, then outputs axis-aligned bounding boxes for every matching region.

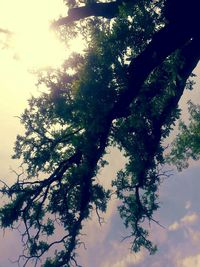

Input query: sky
[0,2,200,267]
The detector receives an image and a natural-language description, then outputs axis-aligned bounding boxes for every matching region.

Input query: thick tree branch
[112,20,200,118]
[138,36,200,187]
[52,0,136,27]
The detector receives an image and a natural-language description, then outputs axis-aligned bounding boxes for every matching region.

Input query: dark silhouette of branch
[52,0,137,27]
[112,22,199,118]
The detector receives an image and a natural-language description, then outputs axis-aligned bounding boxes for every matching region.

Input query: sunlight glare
[0,0,67,68]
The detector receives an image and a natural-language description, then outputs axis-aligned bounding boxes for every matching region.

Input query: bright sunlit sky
[0,1,67,67]
[0,0,69,181]
[1,2,200,267]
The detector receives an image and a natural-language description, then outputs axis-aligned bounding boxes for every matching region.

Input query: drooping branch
[111,36,200,253]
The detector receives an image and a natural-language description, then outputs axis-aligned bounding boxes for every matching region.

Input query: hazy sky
[0,2,200,267]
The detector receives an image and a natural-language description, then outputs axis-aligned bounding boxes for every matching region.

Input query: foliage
[1,0,200,266]
[167,101,200,171]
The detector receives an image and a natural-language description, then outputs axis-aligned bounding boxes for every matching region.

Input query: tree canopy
[1,0,200,266]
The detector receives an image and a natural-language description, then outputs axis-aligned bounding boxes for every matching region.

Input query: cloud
[185,201,192,210]
[168,221,180,231]
[112,252,145,267]
[186,228,200,245]
[180,213,198,224]
[102,250,146,267]
[178,253,200,267]
[168,212,198,231]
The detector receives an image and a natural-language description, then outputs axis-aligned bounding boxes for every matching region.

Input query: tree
[1,0,200,266]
